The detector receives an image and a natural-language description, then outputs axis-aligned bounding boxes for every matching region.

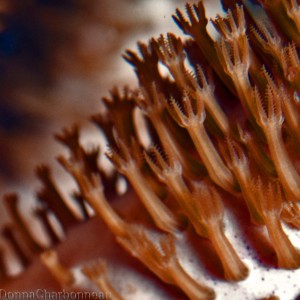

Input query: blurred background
[0,0,221,192]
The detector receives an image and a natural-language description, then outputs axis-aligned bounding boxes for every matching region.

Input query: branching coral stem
[124,165,180,233]
[226,137,264,224]
[282,98,300,142]
[206,223,248,281]
[107,141,180,233]
[82,180,127,237]
[193,92,230,134]
[255,86,300,200]
[118,231,215,300]
[170,258,215,300]
[153,33,230,134]
[189,64,230,134]
[188,123,235,193]
[253,178,300,268]
[193,183,248,281]
[58,156,127,237]
[144,147,247,279]
[264,215,300,269]
[150,114,188,170]
[266,127,300,200]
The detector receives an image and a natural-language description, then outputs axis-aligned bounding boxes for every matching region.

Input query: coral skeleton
[1,0,300,299]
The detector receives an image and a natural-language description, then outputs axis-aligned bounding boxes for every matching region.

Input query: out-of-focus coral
[0,0,153,186]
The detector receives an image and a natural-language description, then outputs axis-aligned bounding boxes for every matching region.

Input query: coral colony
[1,0,300,299]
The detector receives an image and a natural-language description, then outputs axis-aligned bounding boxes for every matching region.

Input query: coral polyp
[1,1,300,299]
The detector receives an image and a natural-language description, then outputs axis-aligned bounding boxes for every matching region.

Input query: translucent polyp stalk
[233,166,264,225]
[194,93,230,134]
[62,163,127,237]
[232,74,254,116]
[170,260,216,300]
[83,184,127,237]
[206,223,249,281]
[282,98,300,144]
[264,215,300,269]
[166,172,194,210]
[126,166,180,233]
[188,123,235,193]
[266,127,300,200]
[151,114,189,172]
[166,173,204,235]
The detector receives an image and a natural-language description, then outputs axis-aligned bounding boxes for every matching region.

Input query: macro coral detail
[1,1,300,299]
